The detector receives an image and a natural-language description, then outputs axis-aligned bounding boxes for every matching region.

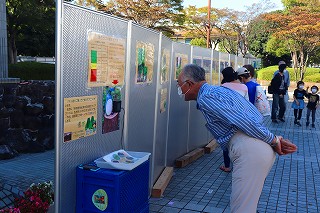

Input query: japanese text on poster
[88,31,125,87]
[64,95,98,142]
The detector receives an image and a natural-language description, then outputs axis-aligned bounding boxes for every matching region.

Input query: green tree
[264,6,320,81]
[6,0,55,63]
[189,37,206,48]
[69,0,104,10]
[100,0,185,36]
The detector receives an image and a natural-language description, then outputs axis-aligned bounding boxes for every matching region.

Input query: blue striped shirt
[197,83,275,150]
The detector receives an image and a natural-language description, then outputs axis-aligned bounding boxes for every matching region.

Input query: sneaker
[312,124,315,128]
[294,119,297,125]
[296,120,301,126]
[306,122,309,127]
[272,119,278,123]
[279,118,285,122]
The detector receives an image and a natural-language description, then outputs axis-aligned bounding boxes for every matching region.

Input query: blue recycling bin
[76,160,149,213]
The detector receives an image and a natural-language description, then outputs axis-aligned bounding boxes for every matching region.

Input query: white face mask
[299,85,304,89]
[177,82,190,99]
[177,86,183,97]
[311,89,317,93]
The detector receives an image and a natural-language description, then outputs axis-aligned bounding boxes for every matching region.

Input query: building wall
[0,0,8,78]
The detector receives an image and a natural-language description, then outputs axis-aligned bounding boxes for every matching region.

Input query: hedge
[257,66,320,82]
[8,62,55,80]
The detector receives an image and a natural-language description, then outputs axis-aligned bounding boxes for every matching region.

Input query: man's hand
[271,136,297,155]
[280,138,297,154]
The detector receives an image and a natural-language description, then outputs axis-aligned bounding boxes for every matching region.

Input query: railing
[17,56,55,63]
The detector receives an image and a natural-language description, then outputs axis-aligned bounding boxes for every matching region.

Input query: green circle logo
[92,189,108,211]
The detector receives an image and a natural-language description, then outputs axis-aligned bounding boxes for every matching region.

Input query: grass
[8,62,55,80]
[257,66,320,82]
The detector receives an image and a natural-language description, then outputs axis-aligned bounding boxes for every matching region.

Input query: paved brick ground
[1,101,319,212]
[0,150,54,209]
[150,102,320,213]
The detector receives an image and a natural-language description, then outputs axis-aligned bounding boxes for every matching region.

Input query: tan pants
[228,131,276,213]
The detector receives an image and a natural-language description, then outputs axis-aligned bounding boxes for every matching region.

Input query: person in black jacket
[271,63,288,123]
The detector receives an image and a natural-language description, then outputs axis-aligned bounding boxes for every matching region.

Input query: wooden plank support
[175,148,204,168]
[151,167,174,198]
[204,139,219,154]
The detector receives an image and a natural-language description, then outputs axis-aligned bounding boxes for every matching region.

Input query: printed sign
[63,96,97,142]
[88,31,125,87]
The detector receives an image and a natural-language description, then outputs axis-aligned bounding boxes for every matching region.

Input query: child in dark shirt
[306,85,319,128]
[291,81,308,126]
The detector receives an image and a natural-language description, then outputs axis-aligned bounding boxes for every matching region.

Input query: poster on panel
[161,49,170,84]
[160,88,168,113]
[175,53,188,80]
[211,60,220,85]
[87,31,125,87]
[136,41,155,84]
[64,96,98,142]
[102,86,121,134]
[203,58,211,82]
[192,57,202,67]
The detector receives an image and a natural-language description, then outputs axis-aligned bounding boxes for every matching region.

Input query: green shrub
[257,66,320,82]
[256,66,278,81]
[304,74,320,83]
[8,62,55,80]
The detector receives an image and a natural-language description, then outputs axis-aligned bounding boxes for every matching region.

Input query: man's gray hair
[181,64,206,82]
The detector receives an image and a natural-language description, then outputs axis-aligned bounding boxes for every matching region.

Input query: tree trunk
[291,51,298,82]
[8,30,17,64]
[300,52,309,81]
[299,49,304,81]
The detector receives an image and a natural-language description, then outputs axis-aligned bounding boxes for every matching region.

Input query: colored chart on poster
[161,49,170,84]
[64,96,98,142]
[87,31,125,87]
[136,41,154,84]
[160,88,167,113]
[175,53,188,80]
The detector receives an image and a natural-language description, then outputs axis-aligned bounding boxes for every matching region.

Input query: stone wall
[0,81,55,159]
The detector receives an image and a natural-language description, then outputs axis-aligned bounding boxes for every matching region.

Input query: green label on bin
[92,189,108,211]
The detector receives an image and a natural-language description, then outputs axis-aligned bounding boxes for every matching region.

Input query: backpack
[267,83,273,94]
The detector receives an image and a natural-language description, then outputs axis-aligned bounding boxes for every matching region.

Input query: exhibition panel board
[152,35,172,182]
[189,46,212,151]
[125,23,159,189]
[57,3,128,212]
[219,52,230,71]
[212,50,220,86]
[166,42,191,166]
[237,55,245,68]
[230,54,236,69]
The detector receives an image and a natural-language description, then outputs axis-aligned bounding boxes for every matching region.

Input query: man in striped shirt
[177,64,297,213]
